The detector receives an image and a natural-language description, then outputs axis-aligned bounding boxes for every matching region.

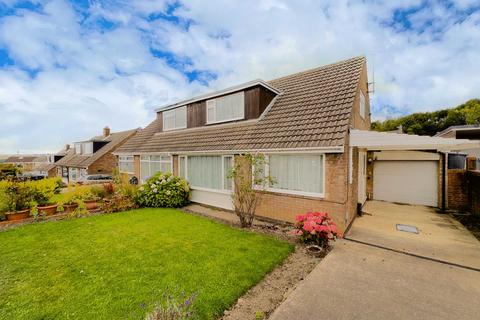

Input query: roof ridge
[268,56,365,83]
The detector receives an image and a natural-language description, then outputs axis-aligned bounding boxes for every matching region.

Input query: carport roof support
[350,129,480,151]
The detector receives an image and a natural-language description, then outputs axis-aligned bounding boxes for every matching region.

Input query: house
[114,57,480,232]
[4,155,52,174]
[435,125,480,169]
[55,127,137,183]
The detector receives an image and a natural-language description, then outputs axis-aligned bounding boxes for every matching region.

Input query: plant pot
[37,204,58,216]
[84,200,98,210]
[6,209,30,221]
[305,244,326,258]
[62,203,78,214]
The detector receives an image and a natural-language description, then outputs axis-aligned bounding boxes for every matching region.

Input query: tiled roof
[117,56,365,153]
[56,129,137,168]
[4,156,42,163]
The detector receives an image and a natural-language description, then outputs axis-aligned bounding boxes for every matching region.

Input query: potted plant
[3,182,34,221]
[30,178,59,216]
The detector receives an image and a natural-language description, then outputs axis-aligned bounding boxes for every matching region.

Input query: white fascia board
[154,79,280,113]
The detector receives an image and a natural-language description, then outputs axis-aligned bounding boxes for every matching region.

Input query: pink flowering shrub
[292,212,341,248]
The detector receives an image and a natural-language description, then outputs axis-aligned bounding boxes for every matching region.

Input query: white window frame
[83,142,93,155]
[359,91,366,119]
[119,155,135,174]
[140,155,173,182]
[163,106,187,131]
[74,143,82,154]
[179,155,187,179]
[253,153,326,198]
[181,155,234,194]
[206,92,245,125]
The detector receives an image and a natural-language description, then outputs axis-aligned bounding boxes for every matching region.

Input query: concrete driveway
[347,201,480,270]
[270,240,480,320]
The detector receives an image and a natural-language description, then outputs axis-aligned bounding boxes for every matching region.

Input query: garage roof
[350,129,480,151]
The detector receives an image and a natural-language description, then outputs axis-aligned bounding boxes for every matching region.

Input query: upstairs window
[359,91,366,119]
[83,142,93,155]
[74,143,82,154]
[207,91,245,124]
[163,106,187,131]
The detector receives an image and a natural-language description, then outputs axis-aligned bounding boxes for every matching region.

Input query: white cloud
[0,0,479,153]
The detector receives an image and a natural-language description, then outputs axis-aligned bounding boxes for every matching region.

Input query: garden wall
[447,169,480,214]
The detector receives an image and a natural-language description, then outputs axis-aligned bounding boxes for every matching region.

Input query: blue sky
[0,0,479,153]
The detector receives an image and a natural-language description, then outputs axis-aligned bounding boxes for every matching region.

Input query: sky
[0,0,479,154]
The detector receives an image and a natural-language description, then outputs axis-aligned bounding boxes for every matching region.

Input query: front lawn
[0,208,293,319]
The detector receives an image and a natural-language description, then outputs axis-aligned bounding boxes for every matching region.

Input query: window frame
[118,155,135,174]
[206,92,245,125]
[181,155,234,194]
[253,153,326,198]
[163,106,187,131]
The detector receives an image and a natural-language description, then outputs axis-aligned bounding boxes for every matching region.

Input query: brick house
[4,155,52,174]
[55,127,137,183]
[114,57,479,232]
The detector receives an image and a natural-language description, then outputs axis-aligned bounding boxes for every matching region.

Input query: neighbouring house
[55,127,138,183]
[435,125,480,170]
[4,155,52,174]
[114,57,480,232]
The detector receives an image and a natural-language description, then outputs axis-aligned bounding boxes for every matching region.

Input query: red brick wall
[88,152,118,175]
[447,169,469,211]
[467,171,480,215]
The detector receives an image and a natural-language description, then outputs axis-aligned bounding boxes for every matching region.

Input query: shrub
[28,178,61,206]
[138,172,190,208]
[0,180,35,213]
[292,212,341,249]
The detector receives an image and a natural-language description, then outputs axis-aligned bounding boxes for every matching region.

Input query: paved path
[270,240,480,320]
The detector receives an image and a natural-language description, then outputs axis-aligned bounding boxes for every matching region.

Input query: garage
[373,160,438,206]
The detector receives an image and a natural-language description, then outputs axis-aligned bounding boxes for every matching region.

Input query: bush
[28,178,61,206]
[0,180,35,213]
[292,212,341,249]
[138,172,190,208]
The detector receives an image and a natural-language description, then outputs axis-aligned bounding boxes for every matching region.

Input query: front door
[358,151,367,205]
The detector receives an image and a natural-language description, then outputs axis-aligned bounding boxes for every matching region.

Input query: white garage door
[373,160,438,207]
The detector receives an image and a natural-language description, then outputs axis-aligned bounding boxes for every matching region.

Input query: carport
[350,129,480,209]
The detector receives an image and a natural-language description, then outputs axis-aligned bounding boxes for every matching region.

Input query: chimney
[65,144,70,151]
[103,126,110,137]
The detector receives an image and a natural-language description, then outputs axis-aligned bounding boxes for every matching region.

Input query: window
[140,155,172,181]
[119,156,134,173]
[206,91,245,124]
[359,91,366,119]
[74,143,82,154]
[256,154,324,197]
[183,155,233,191]
[179,156,186,179]
[83,142,93,155]
[163,106,187,131]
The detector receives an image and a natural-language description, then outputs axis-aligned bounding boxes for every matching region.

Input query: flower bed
[292,212,341,249]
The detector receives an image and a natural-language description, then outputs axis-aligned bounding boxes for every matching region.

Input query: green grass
[0,209,293,319]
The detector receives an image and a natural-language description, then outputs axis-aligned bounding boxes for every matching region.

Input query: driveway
[347,201,480,270]
[270,201,480,320]
[270,240,480,320]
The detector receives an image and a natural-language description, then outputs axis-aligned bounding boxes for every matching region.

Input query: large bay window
[182,155,233,192]
[119,156,134,173]
[256,154,324,197]
[207,91,245,124]
[140,155,172,181]
[163,106,187,131]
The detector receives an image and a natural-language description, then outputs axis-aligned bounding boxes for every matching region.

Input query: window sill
[191,186,232,195]
[254,187,325,200]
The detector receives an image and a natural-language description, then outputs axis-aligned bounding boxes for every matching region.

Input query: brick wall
[88,152,118,175]
[467,171,480,215]
[447,169,470,211]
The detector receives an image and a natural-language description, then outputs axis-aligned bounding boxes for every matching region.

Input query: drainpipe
[441,152,447,212]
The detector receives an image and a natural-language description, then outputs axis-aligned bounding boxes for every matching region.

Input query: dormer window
[163,106,187,131]
[206,91,245,124]
[74,143,82,154]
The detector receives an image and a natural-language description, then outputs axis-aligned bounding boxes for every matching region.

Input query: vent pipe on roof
[103,126,110,137]
[65,144,70,151]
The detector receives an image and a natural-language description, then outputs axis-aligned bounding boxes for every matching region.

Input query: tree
[372,99,480,136]
[228,154,274,228]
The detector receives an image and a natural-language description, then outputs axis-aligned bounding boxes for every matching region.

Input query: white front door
[358,151,367,205]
